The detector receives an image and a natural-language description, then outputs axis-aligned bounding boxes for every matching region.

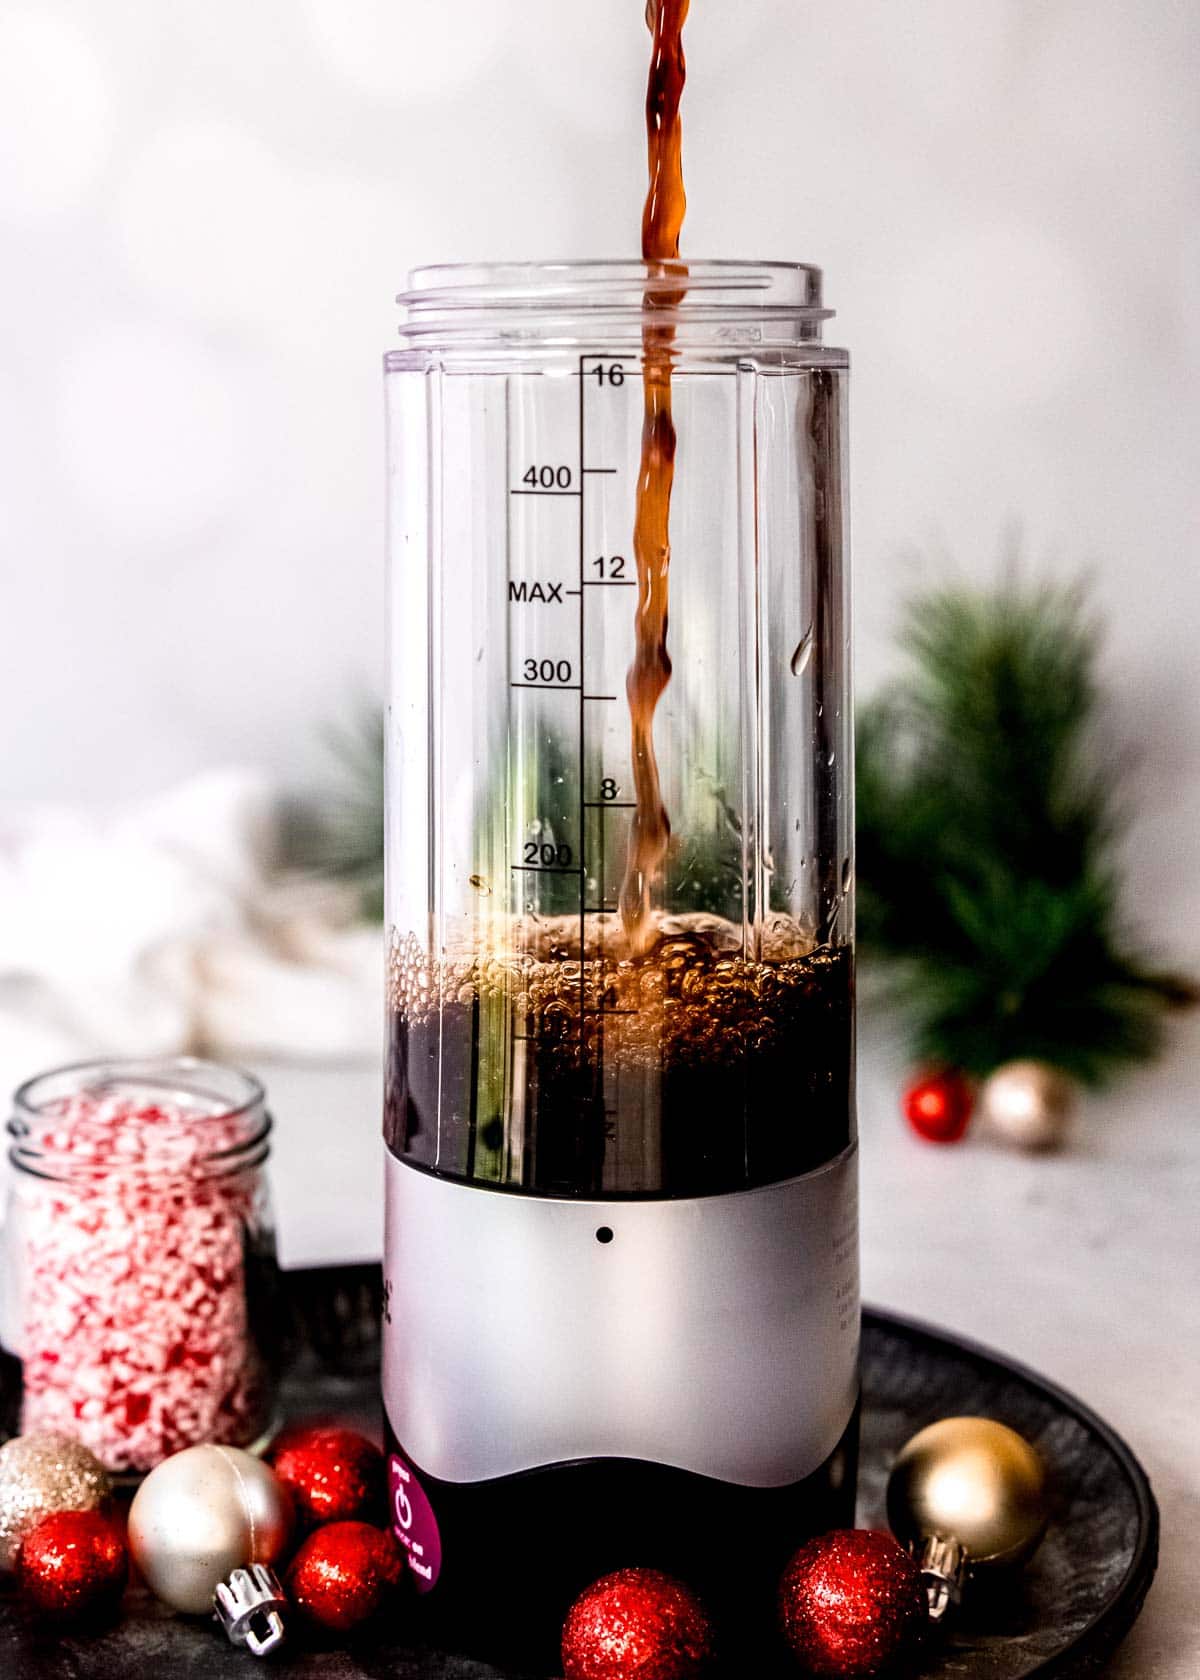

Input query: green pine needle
[856,577,1193,1085]
[279,707,385,922]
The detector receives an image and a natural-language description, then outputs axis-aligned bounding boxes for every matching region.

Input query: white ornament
[980,1060,1076,1152]
[127,1445,292,1616]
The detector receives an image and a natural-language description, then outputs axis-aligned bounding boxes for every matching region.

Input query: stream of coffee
[618,0,690,954]
[385,1,855,1198]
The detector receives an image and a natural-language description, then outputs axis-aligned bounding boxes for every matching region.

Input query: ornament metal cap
[914,1532,966,1622]
[214,1563,288,1657]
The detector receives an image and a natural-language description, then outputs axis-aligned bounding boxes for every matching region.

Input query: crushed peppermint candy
[10,1084,272,1473]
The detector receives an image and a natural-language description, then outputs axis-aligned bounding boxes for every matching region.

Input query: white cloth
[0,769,382,1108]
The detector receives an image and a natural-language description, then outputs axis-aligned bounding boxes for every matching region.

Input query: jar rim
[396,259,833,343]
[13,1054,264,1122]
[10,1055,269,1180]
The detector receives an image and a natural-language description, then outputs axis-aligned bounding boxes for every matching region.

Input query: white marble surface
[261,1018,1200,1675]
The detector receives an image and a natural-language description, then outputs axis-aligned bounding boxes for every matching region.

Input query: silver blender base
[378,1142,853,1626]
[381,1142,859,1643]
[382,1143,858,1490]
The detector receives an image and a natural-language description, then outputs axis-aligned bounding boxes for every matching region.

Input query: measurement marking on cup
[502,352,629,1117]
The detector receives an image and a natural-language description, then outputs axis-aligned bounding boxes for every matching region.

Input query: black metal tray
[0,1278,1157,1679]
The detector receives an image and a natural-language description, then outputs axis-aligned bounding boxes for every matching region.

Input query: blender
[381,258,856,1652]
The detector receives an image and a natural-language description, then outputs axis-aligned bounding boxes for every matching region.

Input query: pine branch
[857,576,1193,1085]
[279,706,385,921]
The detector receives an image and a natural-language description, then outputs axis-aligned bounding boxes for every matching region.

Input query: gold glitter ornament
[0,1431,112,1572]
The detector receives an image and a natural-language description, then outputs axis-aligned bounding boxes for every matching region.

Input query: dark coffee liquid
[385,916,852,1196]
[620,0,689,953]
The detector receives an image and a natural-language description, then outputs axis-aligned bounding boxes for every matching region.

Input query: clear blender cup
[382,261,856,1653]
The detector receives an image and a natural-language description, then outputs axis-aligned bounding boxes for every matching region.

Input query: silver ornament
[0,1432,112,1572]
[127,1445,292,1617]
[980,1059,1077,1151]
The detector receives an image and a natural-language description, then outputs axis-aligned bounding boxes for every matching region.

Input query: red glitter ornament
[17,1509,128,1620]
[286,1521,404,1632]
[269,1426,385,1528]
[779,1530,926,1678]
[903,1068,974,1144]
[562,1567,715,1680]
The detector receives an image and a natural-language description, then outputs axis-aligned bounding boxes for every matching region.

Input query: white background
[0,0,1197,965]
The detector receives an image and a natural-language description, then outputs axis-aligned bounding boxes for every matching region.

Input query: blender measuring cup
[385,260,853,1201]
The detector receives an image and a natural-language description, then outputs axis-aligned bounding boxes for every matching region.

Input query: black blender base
[386,1405,859,1669]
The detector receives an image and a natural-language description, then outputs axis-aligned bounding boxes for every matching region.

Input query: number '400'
[522,465,572,489]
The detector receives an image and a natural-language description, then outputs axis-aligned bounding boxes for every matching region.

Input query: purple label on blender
[388,1451,442,1592]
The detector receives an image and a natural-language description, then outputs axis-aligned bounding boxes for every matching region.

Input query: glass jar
[3,1057,280,1476]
